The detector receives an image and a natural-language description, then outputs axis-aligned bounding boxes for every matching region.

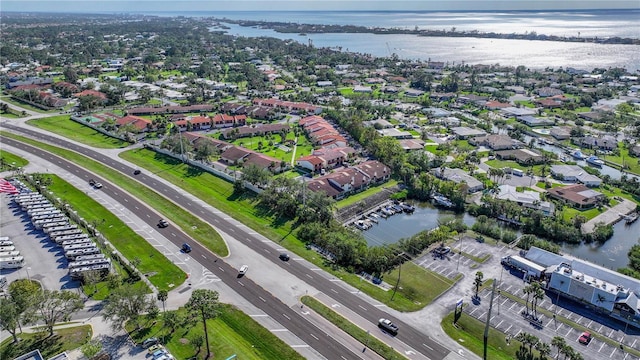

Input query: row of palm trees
[515,332,584,360]
[523,281,546,318]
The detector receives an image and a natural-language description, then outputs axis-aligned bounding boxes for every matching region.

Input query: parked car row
[12,190,111,281]
[143,338,175,360]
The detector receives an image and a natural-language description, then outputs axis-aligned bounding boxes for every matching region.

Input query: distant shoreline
[218,19,640,45]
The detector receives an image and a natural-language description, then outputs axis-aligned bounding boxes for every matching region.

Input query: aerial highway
[0,124,453,360]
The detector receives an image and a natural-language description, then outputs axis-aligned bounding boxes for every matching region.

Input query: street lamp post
[26,267,31,281]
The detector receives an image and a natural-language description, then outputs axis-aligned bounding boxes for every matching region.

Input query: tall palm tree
[523,284,533,314]
[536,341,552,360]
[551,336,566,359]
[526,333,539,355]
[531,283,545,317]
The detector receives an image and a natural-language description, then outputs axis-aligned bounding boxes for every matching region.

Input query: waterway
[216,18,640,71]
[360,202,475,247]
[562,220,640,270]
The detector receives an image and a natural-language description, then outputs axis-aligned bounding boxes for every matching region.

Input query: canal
[361,200,638,270]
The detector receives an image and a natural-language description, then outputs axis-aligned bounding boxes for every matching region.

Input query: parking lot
[414,236,640,360]
[0,192,82,293]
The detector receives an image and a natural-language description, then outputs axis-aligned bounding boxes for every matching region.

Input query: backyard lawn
[27,115,130,149]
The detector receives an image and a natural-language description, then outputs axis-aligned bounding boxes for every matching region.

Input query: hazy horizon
[1,0,638,14]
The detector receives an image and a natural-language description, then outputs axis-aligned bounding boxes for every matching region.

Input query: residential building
[494,148,544,164]
[550,127,571,140]
[451,126,486,139]
[546,184,605,209]
[550,165,602,187]
[495,185,554,216]
[433,167,484,193]
[469,134,520,150]
[573,135,618,151]
[518,116,554,127]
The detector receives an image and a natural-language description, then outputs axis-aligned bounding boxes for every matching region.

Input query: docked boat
[401,203,415,213]
[367,213,379,223]
[623,213,639,224]
[571,150,586,160]
[433,195,454,208]
[585,156,605,167]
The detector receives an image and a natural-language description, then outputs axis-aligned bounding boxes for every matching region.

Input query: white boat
[585,156,604,167]
[571,150,586,160]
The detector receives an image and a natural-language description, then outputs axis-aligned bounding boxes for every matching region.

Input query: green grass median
[301,296,406,360]
[0,132,228,258]
[43,174,184,291]
[27,115,129,149]
[0,150,29,170]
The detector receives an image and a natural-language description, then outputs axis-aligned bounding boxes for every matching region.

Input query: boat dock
[581,199,638,233]
[343,200,415,231]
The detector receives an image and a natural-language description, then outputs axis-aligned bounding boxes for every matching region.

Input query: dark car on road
[133,169,141,175]
[279,253,290,261]
[378,318,399,335]
[158,219,169,228]
[181,243,192,253]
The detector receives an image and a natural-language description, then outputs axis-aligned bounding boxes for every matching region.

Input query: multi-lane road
[0,123,452,360]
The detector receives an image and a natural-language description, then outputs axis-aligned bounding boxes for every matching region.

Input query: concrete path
[581,199,637,233]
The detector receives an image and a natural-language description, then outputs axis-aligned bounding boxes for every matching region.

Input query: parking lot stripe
[496,320,504,328]
[565,328,572,337]
[505,324,512,334]
[609,330,615,337]
[599,342,606,352]
[610,347,617,357]
[598,325,603,332]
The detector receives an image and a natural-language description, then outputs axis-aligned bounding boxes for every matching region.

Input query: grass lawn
[43,174,185,291]
[338,87,355,96]
[1,131,228,257]
[335,179,398,209]
[561,206,605,222]
[601,146,640,176]
[0,325,92,359]
[1,97,52,113]
[536,181,563,189]
[128,305,303,360]
[121,148,448,311]
[0,150,29,170]
[599,185,640,206]
[484,160,546,176]
[232,133,313,165]
[384,261,460,311]
[27,115,130,149]
[441,312,519,360]
[0,111,24,118]
[301,296,405,360]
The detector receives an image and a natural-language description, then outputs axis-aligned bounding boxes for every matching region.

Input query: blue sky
[1,0,639,13]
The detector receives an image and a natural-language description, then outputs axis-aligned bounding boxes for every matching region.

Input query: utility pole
[391,252,406,301]
[483,281,497,360]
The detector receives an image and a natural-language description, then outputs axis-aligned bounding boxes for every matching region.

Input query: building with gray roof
[525,247,640,329]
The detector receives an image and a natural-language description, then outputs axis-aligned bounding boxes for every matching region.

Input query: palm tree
[526,333,539,355]
[536,341,552,360]
[552,336,566,359]
[523,284,533,314]
[531,283,545,318]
